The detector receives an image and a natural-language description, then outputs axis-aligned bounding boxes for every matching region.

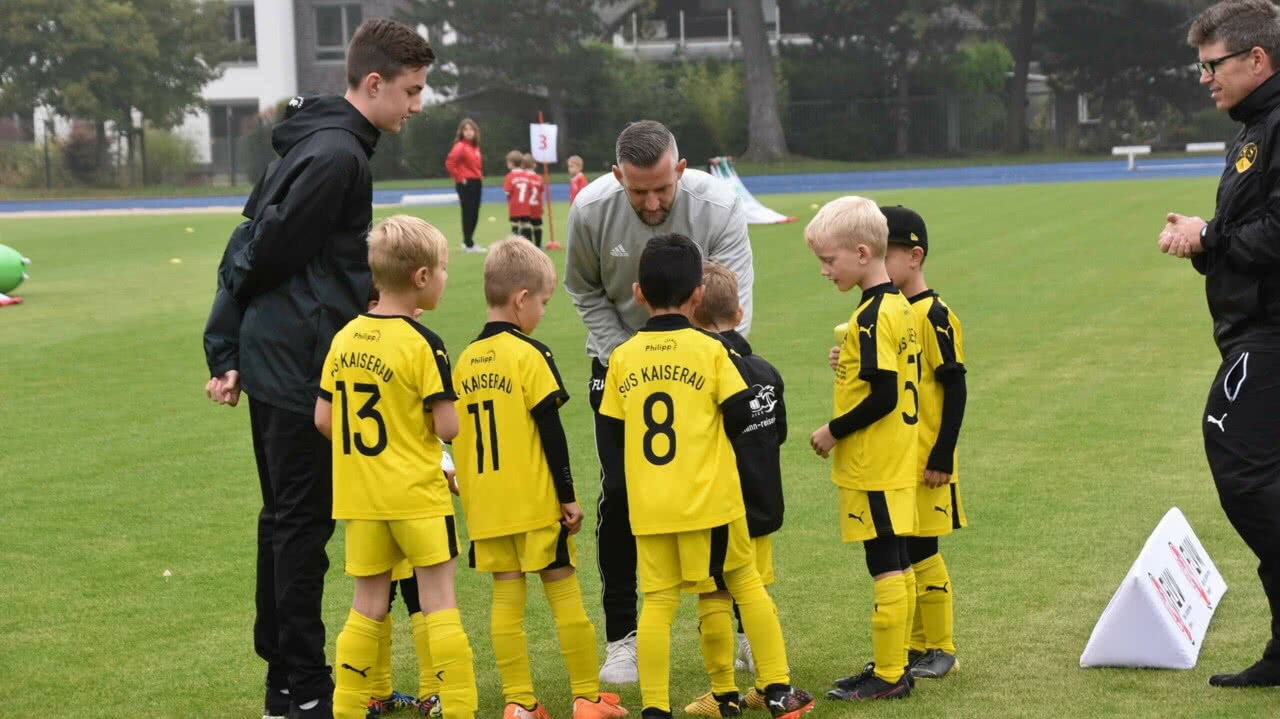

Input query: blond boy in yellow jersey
[598,233,814,719]
[451,237,628,719]
[880,206,967,680]
[805,197,919,701]
[315,215,477,719]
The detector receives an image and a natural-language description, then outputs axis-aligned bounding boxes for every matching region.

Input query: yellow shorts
[839,487,917,543]
[689,533,774,594]
[468,521,575,573]
[914,482,968,537]
[637,516,754,593]
[391,560,413,582]
[344,515,459,577]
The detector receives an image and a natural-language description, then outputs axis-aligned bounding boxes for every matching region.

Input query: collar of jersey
[860,281,898,304]
[477,321,521,340]
[361,312,418,322]
[907,288,936,304]
[638,313,692,332]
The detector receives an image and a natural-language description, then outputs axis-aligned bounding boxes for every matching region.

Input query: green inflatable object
[0,244,30,294]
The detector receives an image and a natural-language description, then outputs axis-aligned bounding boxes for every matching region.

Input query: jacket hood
[272,95,380,157]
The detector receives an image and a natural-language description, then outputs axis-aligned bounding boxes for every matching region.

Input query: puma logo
[436,670,445,681]
[847,511,865,524]
[341,663,371,678]
[933,505,950,516]
[924,583,950,593]
[935,325,951,339]
[1207,413,1227,432]
[858,324,874,337]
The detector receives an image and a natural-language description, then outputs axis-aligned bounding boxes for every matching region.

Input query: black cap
[882,205,928,255]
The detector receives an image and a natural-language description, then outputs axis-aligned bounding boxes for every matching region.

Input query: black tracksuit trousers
[1204,350,1280,663]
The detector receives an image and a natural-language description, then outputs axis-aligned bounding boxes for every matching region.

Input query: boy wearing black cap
[881,206,968,680]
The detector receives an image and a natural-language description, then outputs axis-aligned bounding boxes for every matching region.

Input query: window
[315,4,362,61]
[228,3,256,63]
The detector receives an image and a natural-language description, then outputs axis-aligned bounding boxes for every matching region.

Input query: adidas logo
[610,244,630,258]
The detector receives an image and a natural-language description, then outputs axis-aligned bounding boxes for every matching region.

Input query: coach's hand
[828,346,840,371]
[207,370,241,407]
[924,469,951,489]
[1159,213,1206,258]
[810,424,837,458]
[560,501,584,535]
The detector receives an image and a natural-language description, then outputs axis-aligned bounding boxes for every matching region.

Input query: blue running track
[0,158,1223,215]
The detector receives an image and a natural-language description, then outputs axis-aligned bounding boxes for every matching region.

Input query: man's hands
[560,501,584,535]
[1159,213,1208,258]
[828,345,840,371]
[205,369,241,406]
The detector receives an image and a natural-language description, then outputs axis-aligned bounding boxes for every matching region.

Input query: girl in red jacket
[445,118,485,252]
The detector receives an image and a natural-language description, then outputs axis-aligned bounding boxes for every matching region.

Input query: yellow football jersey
[908,290,966,482]
[453,322,569,540]
[831,283,920,491]
[598,314,749,535]
[319,314,456,520]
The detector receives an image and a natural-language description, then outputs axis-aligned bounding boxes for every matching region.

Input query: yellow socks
[426,608,477,719]
[334,609,382,719]
[543,574,600,701]
[637,587,680,712]
[903,567,917,660]
[910,600,927,655]
[723,565,790,689]
[491,578,535,707]
[371,614,393,700]
[871,575,908,683]
[697,596,736,695]
[914,553,956,653]
[410,612,439,698]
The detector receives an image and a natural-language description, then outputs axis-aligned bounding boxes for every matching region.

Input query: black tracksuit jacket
[203,96,380,415]
[1195,71,1280,357]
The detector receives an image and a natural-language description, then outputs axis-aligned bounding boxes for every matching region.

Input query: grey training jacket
[563,168,753,363]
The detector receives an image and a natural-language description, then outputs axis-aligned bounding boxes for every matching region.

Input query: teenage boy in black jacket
[203,18,435,719]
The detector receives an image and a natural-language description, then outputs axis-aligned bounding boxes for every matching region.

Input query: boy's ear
[688,284,705,308]
[912,246,926,266]
[734,306,744,326]
[360,72,383,99]
[513,287,530,309]
[414,265,431,288]
[632,281,647,307]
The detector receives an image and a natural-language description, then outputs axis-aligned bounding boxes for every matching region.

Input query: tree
[0,0,237,177]
[732,0,788,161]
[1040,0,1202,143]
[403,0,602,159]
[793,0,967,155]
[1004,0,1037,152]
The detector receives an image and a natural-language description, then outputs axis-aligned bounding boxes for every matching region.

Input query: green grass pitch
[1,177,1276,717]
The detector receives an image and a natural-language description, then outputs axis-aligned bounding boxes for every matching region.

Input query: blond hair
[693,261,739,327]
[805,196,888,257]
[505,149,524,167]
[567,154,583,169]
[521,152,536,170]
[367,215,448,291]
[484,237,556,307]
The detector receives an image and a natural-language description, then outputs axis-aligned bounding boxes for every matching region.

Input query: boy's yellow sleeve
[523,345,569,414]
[714,344,750,404]
[417,331,457,405]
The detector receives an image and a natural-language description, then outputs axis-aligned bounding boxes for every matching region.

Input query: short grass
[1,177,1275,718]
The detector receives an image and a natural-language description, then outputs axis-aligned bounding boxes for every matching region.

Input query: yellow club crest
[1236,142,1258,173]
[910,232,920,243]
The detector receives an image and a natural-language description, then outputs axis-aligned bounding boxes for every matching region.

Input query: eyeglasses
[1197,48,1252,76]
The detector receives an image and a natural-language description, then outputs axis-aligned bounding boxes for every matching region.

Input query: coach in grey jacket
[563,120,753,684]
